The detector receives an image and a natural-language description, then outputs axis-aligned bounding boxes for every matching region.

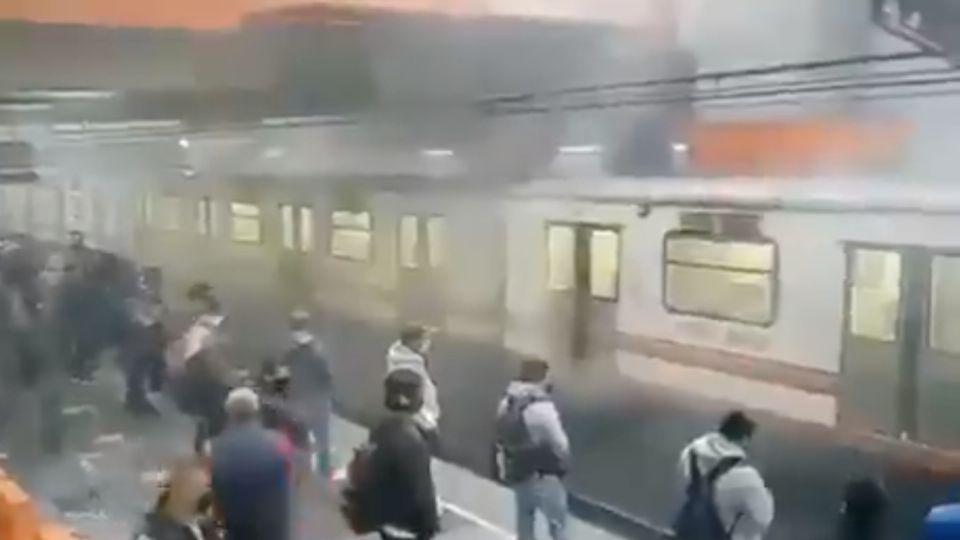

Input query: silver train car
[6,155,960,537]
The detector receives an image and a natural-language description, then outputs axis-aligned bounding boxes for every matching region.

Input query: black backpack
[672,454,743,540]
[492,394,545,485]
[340,443,381,534]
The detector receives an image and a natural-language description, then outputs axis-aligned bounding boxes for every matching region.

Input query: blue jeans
[514,475,568,540]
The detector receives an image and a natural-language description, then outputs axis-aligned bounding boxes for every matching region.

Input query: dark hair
[384,369,424,413]
[519,359,550,383]
[840,478,887,539]
[718,411,756,442]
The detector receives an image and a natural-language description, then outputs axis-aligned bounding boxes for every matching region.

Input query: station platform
[0,365,630,540]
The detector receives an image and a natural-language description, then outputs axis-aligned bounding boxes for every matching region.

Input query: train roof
[512,177,960,214]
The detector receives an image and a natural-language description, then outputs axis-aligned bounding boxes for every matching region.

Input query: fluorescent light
[8,89,116,101]
[261,115,346,127]
[0,103,52,112]
[179,137,191,149]
[52,119,182,133]
[421,148,455,158]
[558,145,601,155]
[672,142,690,152]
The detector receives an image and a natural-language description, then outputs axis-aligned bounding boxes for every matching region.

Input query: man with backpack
[341,369,438,540]
[674,411,774,540]
[494,359,570,540]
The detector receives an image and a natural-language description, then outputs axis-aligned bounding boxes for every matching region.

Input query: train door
[546,223,621,364]
[397,215,446,328]
[277,203,315,307]
[840,245,960,446]
[917,252,960,446]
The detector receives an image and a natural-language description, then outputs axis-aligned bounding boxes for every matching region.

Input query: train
[5,139,960,538]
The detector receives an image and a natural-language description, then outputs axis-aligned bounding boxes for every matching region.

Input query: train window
[101,195,118,238]
[930,255,960,353]
[2,185,28,231]
[230,202,262,244]
[664,233,776,325]
[331,210,372,262]
[158,196,181,231]
[281,204,296,250]
[590,229,620,300]
[299,207,314,252]
[400,215,418,269]
[141,194,154,226]
[848,249,901,341]
[31,186,60,234]
[427,217,445,268]
[197,197,215,236]
[65,188,90,233]
[547,225,576,291]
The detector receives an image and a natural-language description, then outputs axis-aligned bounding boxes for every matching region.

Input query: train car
[6,165,960,538]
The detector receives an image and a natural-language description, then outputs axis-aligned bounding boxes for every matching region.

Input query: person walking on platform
[675,411,774,540]
[280,309,333,477]
[211,388,294,540]
[494,359,570,540]
[386,325,440,437]
[168,283,233,454]
[367,369,439,540]
[258,359,311,486]
[123,289,167,416]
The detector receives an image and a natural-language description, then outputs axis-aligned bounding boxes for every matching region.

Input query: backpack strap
[706,456,743,486]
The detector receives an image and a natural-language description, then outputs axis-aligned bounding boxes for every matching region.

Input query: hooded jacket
[678,433,774,540]
[497,381,570,472]
[386,341,440,431]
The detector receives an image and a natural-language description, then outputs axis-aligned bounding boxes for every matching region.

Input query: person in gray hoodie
[386,325,440,434]
[677,411,774,540]
[497,359,570,540]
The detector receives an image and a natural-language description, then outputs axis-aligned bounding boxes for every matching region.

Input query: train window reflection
[281,204,296,250]
[664,233,776,325]
[547,225,575,291]
[230,202,262,244]
[930,255,960,353]
[331,210,371,262]
[427,217,445,268]
[849,249,901,341]
[299,207,313,252]
[158,196,181,231]
[400,215,418,269]
[590,229,619,300]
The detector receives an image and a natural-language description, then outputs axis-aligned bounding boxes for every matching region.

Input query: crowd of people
[3,230,959,540]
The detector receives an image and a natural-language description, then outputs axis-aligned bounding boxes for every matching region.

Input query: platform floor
[0,365,631,540]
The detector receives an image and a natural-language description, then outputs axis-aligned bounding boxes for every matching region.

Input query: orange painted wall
[689,119,912,175]
[0,0,669,29]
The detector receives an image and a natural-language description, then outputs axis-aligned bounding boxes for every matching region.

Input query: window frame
[196,196,216,237]
[661,229,780,327]
[329,209,373,263]
[399,214,420,269]
[587,226,622,302]
[229,202,263,245]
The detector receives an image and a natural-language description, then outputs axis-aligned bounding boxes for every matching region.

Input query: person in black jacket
[370,369,439,540]
[837,478,887,540]
[280,309,333,476]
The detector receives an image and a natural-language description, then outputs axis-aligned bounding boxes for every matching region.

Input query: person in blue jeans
[497,359,570,540]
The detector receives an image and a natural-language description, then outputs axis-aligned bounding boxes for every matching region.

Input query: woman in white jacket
[385,325,440,433]
[677,411,775,540]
